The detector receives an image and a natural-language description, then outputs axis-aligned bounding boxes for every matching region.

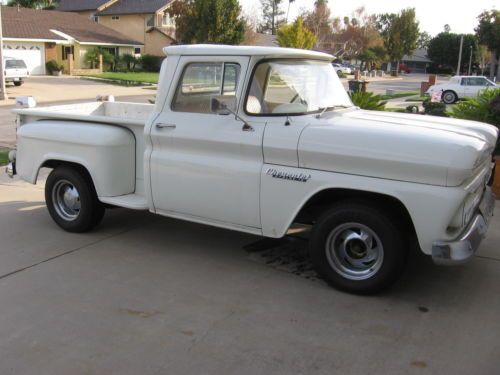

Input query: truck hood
[298,109,498,186]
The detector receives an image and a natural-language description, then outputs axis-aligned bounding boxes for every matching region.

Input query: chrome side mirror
[211,98,254,132]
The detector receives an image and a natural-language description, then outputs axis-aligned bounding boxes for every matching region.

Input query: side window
[172,62,240,114]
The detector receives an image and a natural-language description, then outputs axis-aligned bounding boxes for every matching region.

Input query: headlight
[8,150,16,163]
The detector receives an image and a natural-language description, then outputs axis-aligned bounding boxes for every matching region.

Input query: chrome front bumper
[432,187,495,265]
[5,150,16,178]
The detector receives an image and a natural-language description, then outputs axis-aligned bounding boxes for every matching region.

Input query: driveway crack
[0,228,132,281]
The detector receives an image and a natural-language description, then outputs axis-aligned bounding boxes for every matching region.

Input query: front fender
[17,121,135,197]
[260,165,467,255]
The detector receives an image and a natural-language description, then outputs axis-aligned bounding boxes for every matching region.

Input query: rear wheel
[309,201,407,294]
[13,81,23,86]
[45,166,104,232]
[442,91,457,104]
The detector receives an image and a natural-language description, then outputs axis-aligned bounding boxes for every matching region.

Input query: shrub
[349,91,387,111]
[423,99,448,117]
[450,88,500,154]
[84,48,116,71]
[426,64,454,75]
[120,54,139,71]
[406,105,419,114]
[46,60,63,73]
[140,54,163,72]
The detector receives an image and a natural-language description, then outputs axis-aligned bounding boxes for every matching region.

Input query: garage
[2,42,46,75]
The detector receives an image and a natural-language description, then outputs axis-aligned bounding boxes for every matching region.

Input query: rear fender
[17,121,135,197]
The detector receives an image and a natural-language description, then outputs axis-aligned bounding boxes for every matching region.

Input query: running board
[99,194,148,210]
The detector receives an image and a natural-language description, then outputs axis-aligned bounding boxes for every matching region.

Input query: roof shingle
[97,0,174,16]
[1,6,142,45]
[57,0,112,12]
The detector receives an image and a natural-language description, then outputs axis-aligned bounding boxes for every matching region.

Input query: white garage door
[3,43,45,75]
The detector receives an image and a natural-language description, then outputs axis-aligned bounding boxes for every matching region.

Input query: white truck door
[150,56,264,229]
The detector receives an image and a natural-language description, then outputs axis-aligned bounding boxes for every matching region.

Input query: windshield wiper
[316,105,351,119]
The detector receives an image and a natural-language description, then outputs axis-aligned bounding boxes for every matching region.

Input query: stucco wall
[99,14,147,44]
[145,30,173,56]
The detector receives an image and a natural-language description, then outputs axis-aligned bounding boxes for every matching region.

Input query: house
[401,48,432,74]
[1,6,142,75]
[57,0,177,56]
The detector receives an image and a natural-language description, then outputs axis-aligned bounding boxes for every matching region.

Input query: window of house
[90,15,98,22]
[134,47,141,55]
[101,47,118,57]
[112,15,120,20]
[162,13,175,27]
[172,62,241,114]
[146,14,155,28]
[62,46,74,61]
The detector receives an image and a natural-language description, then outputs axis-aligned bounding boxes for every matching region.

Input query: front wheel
[309,202,407,294]
[45,166,105,232]
[13,81,23,86]
[442,91,457,104]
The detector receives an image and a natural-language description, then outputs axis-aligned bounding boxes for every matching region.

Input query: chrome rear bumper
[432,187,495,265]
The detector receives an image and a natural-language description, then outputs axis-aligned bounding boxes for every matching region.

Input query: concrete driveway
[0,76,155,148]
[0,172,499,374]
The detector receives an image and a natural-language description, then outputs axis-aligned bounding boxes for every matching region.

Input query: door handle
[156,123,176,130]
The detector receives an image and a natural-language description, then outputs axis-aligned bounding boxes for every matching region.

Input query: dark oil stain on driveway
[244,235,322,282]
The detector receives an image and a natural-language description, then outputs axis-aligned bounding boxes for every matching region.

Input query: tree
[475,10,500,80]
[259,0,285,35]
[168,0,246,45]
[417,31,432,49]
[378,8,419,74]
[303,0,332,48]
[276,17,316,49]
[428,33,478,73]
[357,45,387,71]
[333,7,383,59]
[7,0,55,8]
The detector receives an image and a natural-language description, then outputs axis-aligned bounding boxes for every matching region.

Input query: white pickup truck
[6,45,498,294]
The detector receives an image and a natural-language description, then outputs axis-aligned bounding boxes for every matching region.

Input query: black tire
[309,201,406,295]
[13,81,23,86]
[45,166,105,232]
[442,90,457,104]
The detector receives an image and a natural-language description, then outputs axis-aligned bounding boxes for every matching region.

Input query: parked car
[426,76,498,104]
[3,57,29,86]
[332,63,352,75]
[6,45,498,294]
[398,63,411,74]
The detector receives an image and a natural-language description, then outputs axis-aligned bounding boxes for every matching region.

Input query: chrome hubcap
[52,180,81,221]
[325,223,384,280]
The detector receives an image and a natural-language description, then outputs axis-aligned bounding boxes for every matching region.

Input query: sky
[241,0,497,36]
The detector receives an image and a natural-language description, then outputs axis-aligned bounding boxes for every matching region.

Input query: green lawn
[85,72,160,84]
[0,149,10,166]
[379,91,419,100]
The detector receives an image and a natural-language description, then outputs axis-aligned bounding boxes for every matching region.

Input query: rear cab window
[5,59,27,69]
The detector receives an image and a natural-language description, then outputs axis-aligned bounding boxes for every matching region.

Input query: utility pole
[468,46,473,76]
[456,35,464,76]
[271,0,276,35]
[0,6,6,101]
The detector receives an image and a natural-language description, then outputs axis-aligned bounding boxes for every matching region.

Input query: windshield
[5,59,27,69]
[245,59,352,115]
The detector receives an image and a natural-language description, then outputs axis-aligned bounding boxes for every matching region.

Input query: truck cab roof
[163,44,333,61]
